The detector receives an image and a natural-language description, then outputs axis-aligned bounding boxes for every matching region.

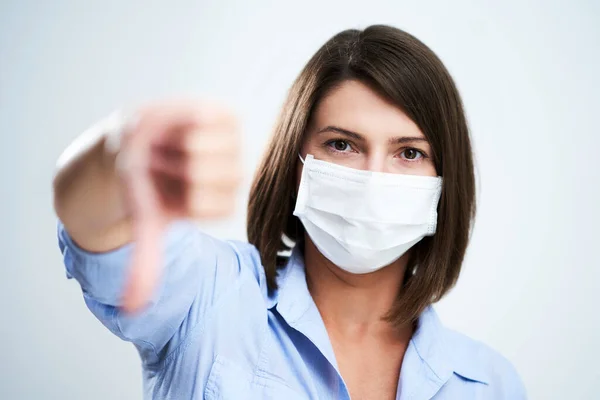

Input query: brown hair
[247,25,476,326]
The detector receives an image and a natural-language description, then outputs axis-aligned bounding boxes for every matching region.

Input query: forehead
[311,80,424,139]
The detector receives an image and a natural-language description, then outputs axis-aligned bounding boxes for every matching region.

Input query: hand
[117,100,241,313]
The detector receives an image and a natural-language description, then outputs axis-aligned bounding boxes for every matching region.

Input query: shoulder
[224,240,263,277]
[224,240,270,296]
[444,328,527,399]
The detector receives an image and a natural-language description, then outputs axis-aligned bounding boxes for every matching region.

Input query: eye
[327,140,352,152]
[400,148,424,161]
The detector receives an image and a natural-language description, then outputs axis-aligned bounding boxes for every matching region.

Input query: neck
[303,238,413,342]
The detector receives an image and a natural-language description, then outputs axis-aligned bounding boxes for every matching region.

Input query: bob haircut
[248,25,475,326]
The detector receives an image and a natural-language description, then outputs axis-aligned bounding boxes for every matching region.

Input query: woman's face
[299,80,437,177]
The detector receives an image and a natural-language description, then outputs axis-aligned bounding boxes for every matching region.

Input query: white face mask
[293,154,443,274]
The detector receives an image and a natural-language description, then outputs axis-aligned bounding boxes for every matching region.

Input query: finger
[148,128,239,175]
[121,167,165,312]
[149,151,242,189]
[188,157,242,189]
[119,122,166,313]
[182,130,239,155]
[142,101,238,148]
[121,208,163,313]
[188,186,237,219]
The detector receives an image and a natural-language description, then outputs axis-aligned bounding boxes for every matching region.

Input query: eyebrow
[317,125,428,145]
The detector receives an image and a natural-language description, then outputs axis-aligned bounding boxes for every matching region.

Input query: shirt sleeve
[499,358,528,400]
[57,220,251,367]
[483,347,528,400]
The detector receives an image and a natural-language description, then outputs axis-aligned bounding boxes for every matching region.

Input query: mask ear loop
[291,153,305,201]
[289,152,306,243]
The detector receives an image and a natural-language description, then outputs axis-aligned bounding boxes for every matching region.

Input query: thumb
[119,132,166,313]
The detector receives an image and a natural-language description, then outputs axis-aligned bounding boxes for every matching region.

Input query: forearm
[53,115,133,252]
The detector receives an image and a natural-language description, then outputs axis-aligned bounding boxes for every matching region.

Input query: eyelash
[324,139,355,153]
[323,139,429,162]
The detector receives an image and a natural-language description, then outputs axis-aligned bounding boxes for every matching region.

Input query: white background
[1,1,598,399]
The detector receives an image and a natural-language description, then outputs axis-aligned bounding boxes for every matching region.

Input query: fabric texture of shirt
[58,220,526,399]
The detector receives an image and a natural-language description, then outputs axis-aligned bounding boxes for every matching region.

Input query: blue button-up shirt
[58,221,526,399]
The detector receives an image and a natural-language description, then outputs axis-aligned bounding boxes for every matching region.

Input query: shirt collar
[267,247,490,387]
[268,246,340,370]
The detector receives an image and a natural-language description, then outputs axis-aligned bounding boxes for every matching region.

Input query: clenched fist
[115,101,241,312]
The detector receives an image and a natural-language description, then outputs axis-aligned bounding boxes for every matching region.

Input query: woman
[54,25,526,399]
